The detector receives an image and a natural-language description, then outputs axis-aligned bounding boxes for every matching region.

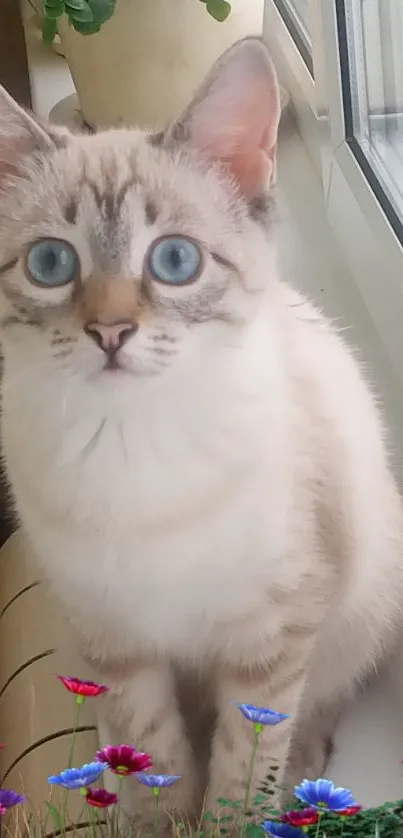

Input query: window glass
[341,0,403,231]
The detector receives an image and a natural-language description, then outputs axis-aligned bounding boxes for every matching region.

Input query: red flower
[85,788,118,808]
[96,745,152,776]
[338,806,362,817]
[57,676,109,698]
[281,809,320,827]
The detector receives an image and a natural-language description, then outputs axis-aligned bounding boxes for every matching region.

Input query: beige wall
[0,532,99,825]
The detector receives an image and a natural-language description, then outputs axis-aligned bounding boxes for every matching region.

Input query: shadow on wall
[0,0,31,106]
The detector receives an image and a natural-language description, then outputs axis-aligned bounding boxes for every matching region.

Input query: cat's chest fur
[4,371,297,661]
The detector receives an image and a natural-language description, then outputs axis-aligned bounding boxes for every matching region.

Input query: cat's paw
[281,703,340,804]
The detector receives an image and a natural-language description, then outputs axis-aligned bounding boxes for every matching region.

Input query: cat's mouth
[103,355,124,372]
[102,363,132,375]
[99,355,134,376]
[98,358,133,378]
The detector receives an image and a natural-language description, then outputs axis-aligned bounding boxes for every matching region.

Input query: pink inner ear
[188,69,280,198]
[222,148,274,199]
[0,88,58,186]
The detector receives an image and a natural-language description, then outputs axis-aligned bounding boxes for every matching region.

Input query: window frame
[272,0,314,76]
[263,0,403,390]
[334,0,403,246]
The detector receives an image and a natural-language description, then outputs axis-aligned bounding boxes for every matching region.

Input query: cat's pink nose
[84,321,138,353]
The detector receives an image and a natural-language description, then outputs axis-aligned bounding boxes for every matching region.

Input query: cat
[0,36,403,831]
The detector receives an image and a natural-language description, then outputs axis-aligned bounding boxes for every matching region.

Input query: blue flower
[136,773,181,788]
[235,703,290,725]
[262,821,304,838]
[294,779,358,812]
[48,762,105,789]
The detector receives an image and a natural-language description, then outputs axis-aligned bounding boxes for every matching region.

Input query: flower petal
[86,788,118,808]
[293,779,358,812]
[96,745,152,775]
[281,808,319,827]
[338,806,362,817]
[235,702,289,725]
[48,762,105,789]
[57,675,109,697]
[0,790,25,809]
[136,773,181,788]
[262,821,305,838]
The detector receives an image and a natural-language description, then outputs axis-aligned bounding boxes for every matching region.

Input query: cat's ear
[0,85,68,182]
[165,38,281,199]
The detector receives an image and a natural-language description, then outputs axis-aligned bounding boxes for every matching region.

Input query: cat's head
[0,38,280,393]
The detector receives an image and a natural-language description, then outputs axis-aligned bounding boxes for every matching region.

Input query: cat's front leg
[206,640,315,819]
[96,664,197,833]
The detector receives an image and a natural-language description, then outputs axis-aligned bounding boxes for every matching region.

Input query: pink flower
[85,788,118,808]
[281,809,319,827]
[96,745,152,776]
[57,676,109,698]
[0,806,6,816]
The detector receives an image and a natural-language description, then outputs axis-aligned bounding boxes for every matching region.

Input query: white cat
[0,37,402,830]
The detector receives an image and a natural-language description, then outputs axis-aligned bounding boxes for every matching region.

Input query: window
[338,0,403,239]
[263,0,403,400]
[273,0,313,74]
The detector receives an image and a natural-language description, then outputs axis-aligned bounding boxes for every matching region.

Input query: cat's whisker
[118,421,129,464]
[222,341,243,350]
[152,332,178,344]
[148,347,177,357]
[80,417,107,463]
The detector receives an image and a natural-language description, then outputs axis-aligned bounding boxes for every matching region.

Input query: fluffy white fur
[0,38,402,828]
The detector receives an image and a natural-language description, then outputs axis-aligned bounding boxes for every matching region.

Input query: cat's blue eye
[147,236,202,286]
[25,239,79,287]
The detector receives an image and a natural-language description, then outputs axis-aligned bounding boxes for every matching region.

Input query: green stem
[61,695,84,833]
[113,775,124,838]
[153,787,160,837]
[241,723,262,838]
[315,812,323,838]
[68,695,84,768]
[87,802,97,838]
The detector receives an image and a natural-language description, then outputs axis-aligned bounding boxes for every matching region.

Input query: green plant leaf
[44,0,64,9]
[245,825,265,838]
[72,18,100,33]
[88,0,116,24]
[206,0,231,21]
[44,803,62,832]
[42,14,58,40]
[216,798,242,809]
[64,0,87,8]
[68,1,94,22]
[43,2,64,18]
[202,813,222,824]
[253,793,271,806]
